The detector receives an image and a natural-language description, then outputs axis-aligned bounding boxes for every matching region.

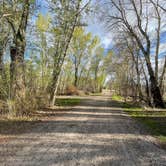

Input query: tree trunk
[0,48,7,99]
[49,1,81,106]
[49,68,61,107]
[9,0,30,109]
[74,67,78,87]
[10,46,26,100]
[159,56,166,93]
[132,31,165,107]
[145,80,152,107]
[0,48,5,78]
[50,75,60,107]
[146,58,165,108]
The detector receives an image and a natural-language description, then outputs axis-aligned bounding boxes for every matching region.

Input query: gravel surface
[0,96,166,166]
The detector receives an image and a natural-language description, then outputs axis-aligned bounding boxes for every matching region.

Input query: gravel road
[0,96,166,166]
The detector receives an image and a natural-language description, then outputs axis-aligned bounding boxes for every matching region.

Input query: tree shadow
[0,97,165,165]
[0,98,165,136]
[0,135,165,165]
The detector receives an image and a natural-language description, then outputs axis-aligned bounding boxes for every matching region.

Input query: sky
[36,0,112,50]
[85,19,113,50]
[36,0,166,60]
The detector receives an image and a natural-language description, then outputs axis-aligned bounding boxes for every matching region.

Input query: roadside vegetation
[0,0,166,119]
[0,97,81,136]
[0,0,166,149]
[55,98,81,107]
[0,0,110,118]
[112,94,166,147]
[111,95,124,101]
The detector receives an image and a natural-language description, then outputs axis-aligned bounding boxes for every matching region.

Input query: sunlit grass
[112,96,166,146]
[90,93,102,96]
[111,95,124,101]
[126,109,166,145]
[55,98,81,106]
[159,136,166,143]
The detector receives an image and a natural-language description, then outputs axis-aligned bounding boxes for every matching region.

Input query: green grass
[135,117,166,145]
[126,109,166,145]
[112,95,124,101]
[159,136,166,143]
[90,93,102,96]
[112,97,166,146]
[0,98,81,136]
[55,98,81,106]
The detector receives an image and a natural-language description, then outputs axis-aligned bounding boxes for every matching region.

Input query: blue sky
[36,0,112,49]
[36,0,166,59]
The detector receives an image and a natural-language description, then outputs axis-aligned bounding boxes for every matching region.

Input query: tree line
[0,0,110,116]
[99,0,166,108]
[0,0,166,117]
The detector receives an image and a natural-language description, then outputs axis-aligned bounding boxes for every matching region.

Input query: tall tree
[90,46,105,92]
[70,27,98,87]
[49,0,91,106]
[36,13,51,91]
[6,0,31,106]
[100,0,166,107]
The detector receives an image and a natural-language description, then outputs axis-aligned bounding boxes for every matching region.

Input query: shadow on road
[0,98,165,136]
[0,97,165,165]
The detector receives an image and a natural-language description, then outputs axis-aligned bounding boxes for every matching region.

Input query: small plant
[65,85,79,96]
[111,95,124,101]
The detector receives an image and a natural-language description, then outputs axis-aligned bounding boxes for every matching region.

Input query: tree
[70,27,99,87]
[0,1,12,83]
[48,0,91,106]
[36,13,51,91]
[100,0,166,107]
[90,46,105,92]
[5,1,31,102]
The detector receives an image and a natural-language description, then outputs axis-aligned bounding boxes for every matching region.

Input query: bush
[65,85,79,95]
[55,98,80,106]
[0,100,8,115]
[112,95,124,101]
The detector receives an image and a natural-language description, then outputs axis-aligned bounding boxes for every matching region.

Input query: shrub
[65,85,79,95]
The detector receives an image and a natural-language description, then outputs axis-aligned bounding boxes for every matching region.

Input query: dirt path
[0,96,166,166]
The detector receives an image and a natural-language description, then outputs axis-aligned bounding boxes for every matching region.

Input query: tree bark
[49,64,61,107]
[10,0,30,102]
[0,48,7,99]
[74,67,78,87]
[129,0,165,107]
[140,58,152,106]
[0,48,5,78]
[10,46,26,99]
[159,56,166,95]
[50,68,61,107]
[129,25,164,107]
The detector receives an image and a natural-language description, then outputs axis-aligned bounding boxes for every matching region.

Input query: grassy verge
[112,95,124,101]
[0,98,81,137]
[55,98,81,106]
[126,108,166,146]
[90,93,102,96]
[112,95,166,147]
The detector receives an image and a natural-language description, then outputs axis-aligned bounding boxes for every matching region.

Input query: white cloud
[102,36,112,48]
[159,43,166,54]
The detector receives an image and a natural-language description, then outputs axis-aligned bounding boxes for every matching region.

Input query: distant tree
[70,27,99,87]
[36,14,51,91]
[90,46,105,92]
